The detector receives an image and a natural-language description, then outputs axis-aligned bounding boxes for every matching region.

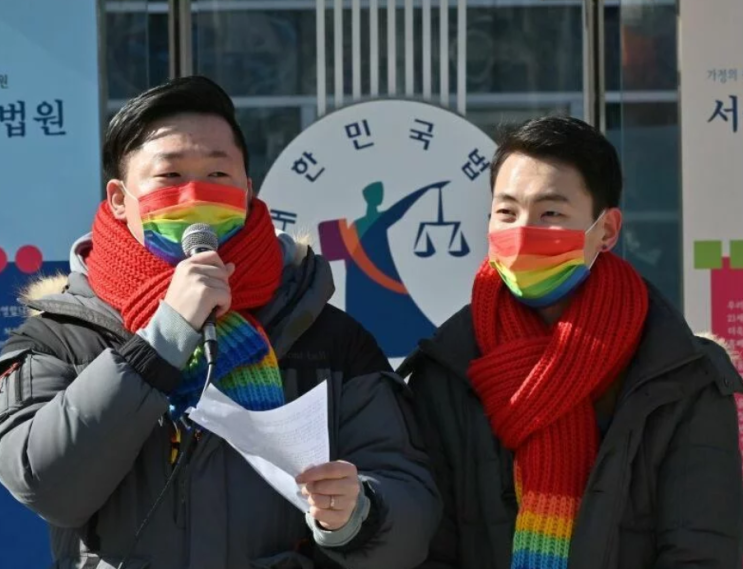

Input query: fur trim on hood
[292,231,312,247]
[20,274,68,313]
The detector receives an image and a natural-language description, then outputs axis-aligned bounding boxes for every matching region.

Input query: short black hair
[103,75,249,180]
[489,116,622,218]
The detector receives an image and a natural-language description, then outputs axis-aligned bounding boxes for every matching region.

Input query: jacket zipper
[172,420,199,525]
[14,362,24,405]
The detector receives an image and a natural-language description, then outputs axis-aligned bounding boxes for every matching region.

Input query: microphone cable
[117,362,215,569]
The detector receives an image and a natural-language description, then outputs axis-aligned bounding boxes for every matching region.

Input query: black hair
[103,75,248,179]
[489,116,622,218]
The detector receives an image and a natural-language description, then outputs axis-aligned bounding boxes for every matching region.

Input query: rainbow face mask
[124,181,248,265]
[488,213,605,307]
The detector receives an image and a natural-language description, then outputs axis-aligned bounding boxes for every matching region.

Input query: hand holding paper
[189,381,331,511]
[296,461,361,530]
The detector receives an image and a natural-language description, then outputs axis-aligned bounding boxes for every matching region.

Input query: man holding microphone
[0,76,439,569]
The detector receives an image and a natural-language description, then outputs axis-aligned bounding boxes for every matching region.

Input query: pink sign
[710,257,743,476]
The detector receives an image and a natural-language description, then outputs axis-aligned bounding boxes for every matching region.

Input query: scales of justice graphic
[261,99,496,360]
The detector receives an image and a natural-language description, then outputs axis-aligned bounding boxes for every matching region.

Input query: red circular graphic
[16,245,43,274]
[0,248,7,274]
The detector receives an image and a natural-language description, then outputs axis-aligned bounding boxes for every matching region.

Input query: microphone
[181,224,220,366]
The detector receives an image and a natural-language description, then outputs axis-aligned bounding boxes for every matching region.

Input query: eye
[208,171,229,178]
[496,208,515,216]
[156,172,180,179]
[543,210,563,219]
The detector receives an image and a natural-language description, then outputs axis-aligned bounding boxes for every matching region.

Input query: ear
[246,178,254,201]
[599,208,622,251]
[106,180,128,221]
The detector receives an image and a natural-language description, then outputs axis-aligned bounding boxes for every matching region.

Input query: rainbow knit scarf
[169,312,284,418]
[510,463,577,567]
[86,198,286,417]
[468,253,648,569]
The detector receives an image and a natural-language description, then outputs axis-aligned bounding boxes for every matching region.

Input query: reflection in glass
[105,3,168,100]
[191,2,586,190]
[609,2,680,307]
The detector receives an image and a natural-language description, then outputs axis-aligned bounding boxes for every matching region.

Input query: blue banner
[0,1,102,565]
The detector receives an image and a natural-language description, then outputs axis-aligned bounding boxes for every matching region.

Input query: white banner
[679,0,743,481]
[680,0,743,359]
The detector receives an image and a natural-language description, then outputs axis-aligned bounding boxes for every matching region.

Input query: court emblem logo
[262,100,496,360]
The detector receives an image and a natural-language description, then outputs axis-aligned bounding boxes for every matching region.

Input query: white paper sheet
[189,381,329,511]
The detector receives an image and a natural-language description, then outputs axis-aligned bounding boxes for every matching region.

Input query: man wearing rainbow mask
[0,76,440,569]
[406,116,743,569]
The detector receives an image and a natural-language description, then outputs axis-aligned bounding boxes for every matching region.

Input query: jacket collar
[618,282,704,398]
[413,282,709,396]
[405,305,478,383]
[20,236,334,359]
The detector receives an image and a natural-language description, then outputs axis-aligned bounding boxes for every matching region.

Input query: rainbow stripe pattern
[169,312,284,418]
[488,226,589,308]
[511,464,576,569]
[138,182,248,265]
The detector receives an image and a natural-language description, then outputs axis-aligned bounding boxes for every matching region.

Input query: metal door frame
[166,0,605,128]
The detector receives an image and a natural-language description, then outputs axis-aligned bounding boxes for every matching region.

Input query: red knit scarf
[87,198,283,332]
[468,253,648,566]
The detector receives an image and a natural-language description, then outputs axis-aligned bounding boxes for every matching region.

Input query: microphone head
[182,223,219,257]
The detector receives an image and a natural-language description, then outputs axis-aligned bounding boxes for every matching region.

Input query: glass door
[104,0,169,129]
[190,0,589,189]
[608,0,680,307]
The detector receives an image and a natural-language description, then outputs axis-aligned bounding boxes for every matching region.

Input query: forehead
[493,152,590,203]
[139,113,238,154]
[121,113,244,179]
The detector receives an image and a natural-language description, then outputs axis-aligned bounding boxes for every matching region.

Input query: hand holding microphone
[163,224,234,364]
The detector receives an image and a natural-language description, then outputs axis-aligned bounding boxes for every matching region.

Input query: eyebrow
[495,191,570,204]
[153,150,230,161]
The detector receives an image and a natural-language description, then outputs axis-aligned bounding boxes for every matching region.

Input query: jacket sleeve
[407,356,460,569]
[319,325,442,569]
[655,376,743,568]
[0,334,177,529]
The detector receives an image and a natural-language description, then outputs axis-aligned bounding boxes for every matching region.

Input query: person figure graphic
[319,180,446,358]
